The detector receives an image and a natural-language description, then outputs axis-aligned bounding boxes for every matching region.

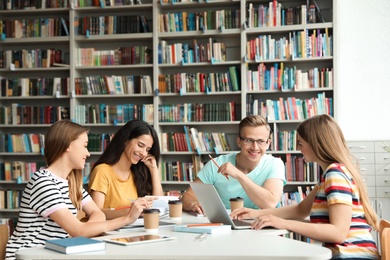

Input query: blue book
[45,237,105,254]
[173,224,231,235]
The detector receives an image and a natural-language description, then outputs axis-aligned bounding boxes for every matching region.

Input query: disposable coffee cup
[143,208,160,233]
[229,197,244,212]
[168,200,183,218]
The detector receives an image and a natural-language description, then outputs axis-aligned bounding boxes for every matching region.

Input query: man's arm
[181,178,204,214]
[236,176,284,209]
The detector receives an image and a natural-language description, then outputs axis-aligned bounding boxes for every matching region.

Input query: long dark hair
[91,120,160,197]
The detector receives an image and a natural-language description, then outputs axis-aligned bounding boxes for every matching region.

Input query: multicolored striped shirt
[310,163,379,259]
[5,169,91,260]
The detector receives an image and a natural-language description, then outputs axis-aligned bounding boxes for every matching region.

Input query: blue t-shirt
[198,153,286,209]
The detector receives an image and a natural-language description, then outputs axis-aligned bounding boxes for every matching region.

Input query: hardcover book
[45,236,105,254]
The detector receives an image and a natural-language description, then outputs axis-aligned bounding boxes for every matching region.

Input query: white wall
[335,0,390,141]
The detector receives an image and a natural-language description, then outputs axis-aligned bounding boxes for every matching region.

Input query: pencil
[109,205,132,211]
[208,154,230,181]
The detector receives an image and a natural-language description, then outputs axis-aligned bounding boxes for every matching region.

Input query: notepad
[173,224,232,235]
[45,236,105,254]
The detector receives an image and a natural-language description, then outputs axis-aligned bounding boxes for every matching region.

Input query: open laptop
[190,182,254,230]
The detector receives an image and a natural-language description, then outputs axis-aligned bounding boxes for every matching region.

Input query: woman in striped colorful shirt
[231,114,380,259]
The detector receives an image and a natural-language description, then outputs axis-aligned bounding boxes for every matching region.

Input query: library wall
[335,0,390,141]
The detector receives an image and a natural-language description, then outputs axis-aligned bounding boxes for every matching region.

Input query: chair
[0,224,9,259]
[380,219,390,260]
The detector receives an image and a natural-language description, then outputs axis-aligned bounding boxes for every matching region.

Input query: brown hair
[239,115,272,138]
[44,120,89,210]
[297,114,378,230]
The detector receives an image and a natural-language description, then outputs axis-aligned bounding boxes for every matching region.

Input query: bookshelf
[0,0,335,218]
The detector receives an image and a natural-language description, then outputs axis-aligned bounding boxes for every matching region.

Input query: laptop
[190,182,254,230]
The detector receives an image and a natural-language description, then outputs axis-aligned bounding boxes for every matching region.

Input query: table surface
[16,212,332,260]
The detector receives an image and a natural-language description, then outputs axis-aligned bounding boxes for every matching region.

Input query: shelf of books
[242,0,333,209]
[0,0,335,225]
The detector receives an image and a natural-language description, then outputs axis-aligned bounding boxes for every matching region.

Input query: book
[173,224,231,235]
[45,236,106,254]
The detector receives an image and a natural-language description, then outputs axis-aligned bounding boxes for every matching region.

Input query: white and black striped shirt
[5,169,91,260]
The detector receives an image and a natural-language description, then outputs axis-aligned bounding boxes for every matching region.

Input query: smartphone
[104,235,176,246]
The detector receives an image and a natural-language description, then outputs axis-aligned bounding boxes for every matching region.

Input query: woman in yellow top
[88,120,163,219]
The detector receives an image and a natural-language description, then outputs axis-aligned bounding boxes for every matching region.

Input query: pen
[194,233,208,241]
[110,205,132,211]
[208,154,230,181]
[187,223,223,227]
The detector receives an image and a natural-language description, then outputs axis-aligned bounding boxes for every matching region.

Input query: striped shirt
[5,169,91,260]
[311,163,379,259]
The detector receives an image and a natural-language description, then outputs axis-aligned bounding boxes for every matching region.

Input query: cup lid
[143,208,160,214]
[168,200,182,204]
[229,197,244,202]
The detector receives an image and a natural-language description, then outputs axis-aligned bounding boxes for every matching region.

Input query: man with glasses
[182,115,286,215]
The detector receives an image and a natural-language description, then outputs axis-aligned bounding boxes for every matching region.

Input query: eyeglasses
[239,137,269,147]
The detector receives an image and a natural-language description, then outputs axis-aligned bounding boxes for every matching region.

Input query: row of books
[75,75,152,95]
[272,130,297,152]
[87,133,114,152]
[73,104,154,125]
[157,9,240,33]
[160,161,195,182]
[75,46,152,66]
[0,105,70,125]
[247,63,333,91]
[246,1,323,28]
[0,49,65,69]
[247,92,333,121]
[0,133,44,153]
[0,161,45,181]
[160,127,231,153]
[0,154,319,183]
[291,29,332,59]
[75,0,141,7]
[0,0,69,9]
[158,102,237,123]
[159,155,204,182]
[245,29,332,62]
[158,39,226,65]
[280,185,314,207]
[74,15,150,36]
[0,190,21,209]
[1,77,69,97]
[157,67,240,94]
[284,154,320,182]
[0,17,69,38]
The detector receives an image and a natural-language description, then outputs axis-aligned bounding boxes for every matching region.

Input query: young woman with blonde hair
[231,114,379,259]
[6,120,153,260]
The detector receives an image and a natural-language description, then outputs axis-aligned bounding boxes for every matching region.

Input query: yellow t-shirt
[88,163,137,209]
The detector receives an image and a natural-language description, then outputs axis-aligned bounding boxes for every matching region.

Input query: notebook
[190,182,254,230]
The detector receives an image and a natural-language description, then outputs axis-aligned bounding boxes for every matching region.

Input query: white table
[16,213,332,260]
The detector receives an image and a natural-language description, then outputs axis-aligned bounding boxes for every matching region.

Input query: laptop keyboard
[232,219,252,226]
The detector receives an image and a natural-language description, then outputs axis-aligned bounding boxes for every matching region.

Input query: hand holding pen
[208,155,230,181]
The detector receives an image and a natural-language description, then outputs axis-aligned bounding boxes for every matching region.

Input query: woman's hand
[141,154,158,170]
[251,214,286,230]
[125,197,155,224]
[230,207,259,220]
[189,201,204,215]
